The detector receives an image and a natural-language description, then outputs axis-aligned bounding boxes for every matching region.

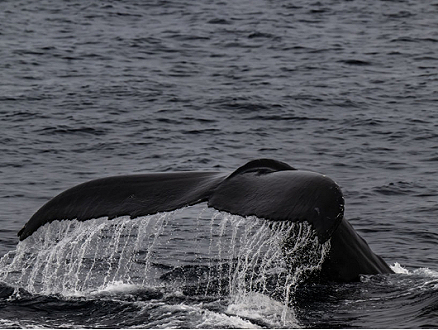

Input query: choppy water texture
[1,0,438,328]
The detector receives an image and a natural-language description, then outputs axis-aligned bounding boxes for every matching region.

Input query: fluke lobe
[17,159,393,281]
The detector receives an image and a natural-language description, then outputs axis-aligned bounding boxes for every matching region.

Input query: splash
[390,262,410,274]
[0,205,330,324]
[217,215,330,326]
[391,262,438,278]
[0,213,173,295]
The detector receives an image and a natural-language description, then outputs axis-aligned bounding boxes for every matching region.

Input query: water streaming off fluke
[0,204,329,325]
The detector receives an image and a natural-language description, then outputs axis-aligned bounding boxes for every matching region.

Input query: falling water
[0,205,330,319]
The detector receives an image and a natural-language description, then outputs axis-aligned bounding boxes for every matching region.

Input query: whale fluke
[209,165,344,243]
[17,171,225,241]
[17,159,393,281]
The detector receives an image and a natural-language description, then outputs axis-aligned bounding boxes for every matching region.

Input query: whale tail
[18,159,343,243]
[17,159,393,281]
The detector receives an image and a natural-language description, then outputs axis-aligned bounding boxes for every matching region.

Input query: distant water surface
[1,0,438,328]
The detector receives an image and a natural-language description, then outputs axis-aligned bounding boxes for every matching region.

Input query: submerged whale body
[18,159,393,282]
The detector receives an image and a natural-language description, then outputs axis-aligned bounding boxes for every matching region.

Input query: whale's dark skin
[17,159,393,282]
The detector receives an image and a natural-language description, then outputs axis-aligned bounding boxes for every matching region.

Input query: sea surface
[1,0,438,328]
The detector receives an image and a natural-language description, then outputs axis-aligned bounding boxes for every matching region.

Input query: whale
[17,159,393,282]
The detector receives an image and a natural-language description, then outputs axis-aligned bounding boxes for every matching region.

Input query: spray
[0,204,330,326]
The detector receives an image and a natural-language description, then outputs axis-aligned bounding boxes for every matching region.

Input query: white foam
[390,262,438,278]
[90,280,143,296]
[390,262,410,274]
[411,267,438,278]
[226,292,299,328]
[198,308,263,329]
[0,319,20,327]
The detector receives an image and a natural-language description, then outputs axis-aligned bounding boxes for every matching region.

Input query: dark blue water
[1,0,438,327]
